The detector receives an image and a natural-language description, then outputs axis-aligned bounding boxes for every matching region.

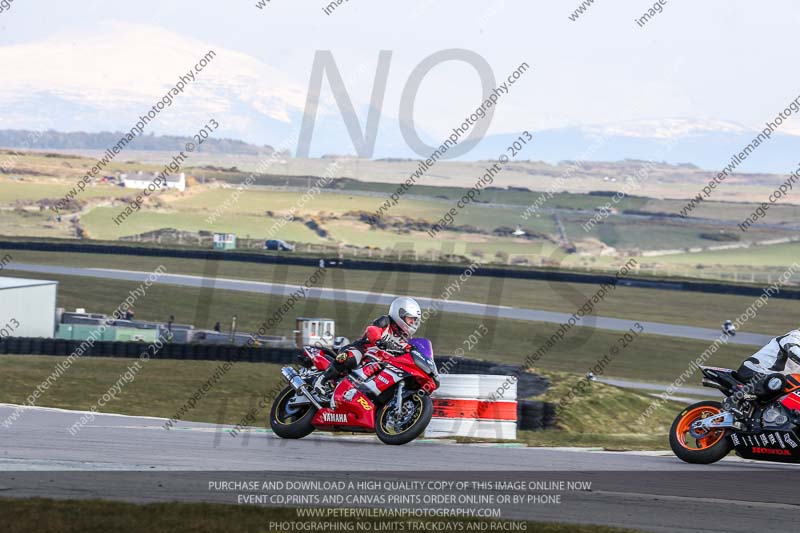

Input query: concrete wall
[0,282,57,338]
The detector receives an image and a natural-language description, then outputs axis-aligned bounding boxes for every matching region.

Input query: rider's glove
[377,338,400,353]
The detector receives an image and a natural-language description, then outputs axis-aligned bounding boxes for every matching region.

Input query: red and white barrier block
[425,375,517,440]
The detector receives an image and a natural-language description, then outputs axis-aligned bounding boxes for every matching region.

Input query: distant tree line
[0,130,274,155]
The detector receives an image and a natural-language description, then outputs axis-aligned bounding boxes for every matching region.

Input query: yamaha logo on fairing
[322,412,348,423]
[752,447,792,456]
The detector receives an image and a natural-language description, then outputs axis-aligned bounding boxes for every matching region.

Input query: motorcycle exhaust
[281,367,324,410]
[701,378,728,393]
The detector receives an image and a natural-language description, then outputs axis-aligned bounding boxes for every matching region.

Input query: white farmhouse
[121,171,186,192]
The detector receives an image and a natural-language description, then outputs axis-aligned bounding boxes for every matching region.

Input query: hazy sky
[1,0,799,140]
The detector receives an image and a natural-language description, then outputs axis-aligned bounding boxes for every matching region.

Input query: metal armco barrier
[426,375,518,440]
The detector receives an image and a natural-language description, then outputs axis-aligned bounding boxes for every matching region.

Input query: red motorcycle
[270,338,439,445]
[671,365,800,464]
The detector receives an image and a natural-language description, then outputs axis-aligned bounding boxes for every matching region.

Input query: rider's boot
[313,365,340,401]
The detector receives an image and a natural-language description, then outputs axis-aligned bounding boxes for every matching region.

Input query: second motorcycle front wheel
[375,393,433,445]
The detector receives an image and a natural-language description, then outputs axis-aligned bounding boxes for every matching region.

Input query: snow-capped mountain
[0,21,421,158]
[2,23,799,173]
[0,22,310,146]
[473,120,800,174]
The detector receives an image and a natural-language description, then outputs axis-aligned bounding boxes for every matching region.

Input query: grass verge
[2,355,683,451]
[0,498,639,533]
[0,355,286,426]
[2,248,796,335]
[0,498,632,533]
[0,268,756,383]
[517,370,684,451]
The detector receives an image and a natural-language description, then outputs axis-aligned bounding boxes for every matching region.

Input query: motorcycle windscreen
[409,338,433,359]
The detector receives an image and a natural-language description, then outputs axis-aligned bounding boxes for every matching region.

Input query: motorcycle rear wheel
[375,393,433,445]
[270,386,317,439]
[669,400,732,464]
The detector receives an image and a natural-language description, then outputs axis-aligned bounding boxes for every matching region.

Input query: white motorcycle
[722,321,736,337]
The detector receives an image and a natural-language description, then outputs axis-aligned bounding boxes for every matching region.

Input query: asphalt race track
[1,404,799,532]
[5,262,773,347]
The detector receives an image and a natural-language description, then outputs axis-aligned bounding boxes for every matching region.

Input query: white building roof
[122,171,184,183]
[0,276,58,290]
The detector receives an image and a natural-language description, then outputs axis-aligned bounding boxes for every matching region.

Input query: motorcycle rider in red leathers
[313,297,422,398]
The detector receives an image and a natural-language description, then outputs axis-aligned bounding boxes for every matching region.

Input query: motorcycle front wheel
[669,400,732,464]
[270,386,317,439]
[375,393,433,445]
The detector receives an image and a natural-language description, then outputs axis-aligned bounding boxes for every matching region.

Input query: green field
[0,355,283,426]
[645,241,800,267]
[1,499,634,533]
[3,149,800,283]
[80,206,327,242]
[639,196,800,224]
[0,180,131,203]
[0,211,73,239]
[3,249,797,336]
[84,186,800,273]
[569,214,781,251]
[129,186,791,253]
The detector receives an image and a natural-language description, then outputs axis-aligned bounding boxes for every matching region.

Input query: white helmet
[389,297,422,337]
[333,336,349,351]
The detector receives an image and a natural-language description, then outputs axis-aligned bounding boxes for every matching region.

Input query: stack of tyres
[543,402,557,428]
[517,401,544,430]
[517,401,558,430]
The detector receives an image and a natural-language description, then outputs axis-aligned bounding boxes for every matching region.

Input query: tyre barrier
[517,400,558,430]
[0,337,298,363]
[425,374,518,440]
[435,357,550,398]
